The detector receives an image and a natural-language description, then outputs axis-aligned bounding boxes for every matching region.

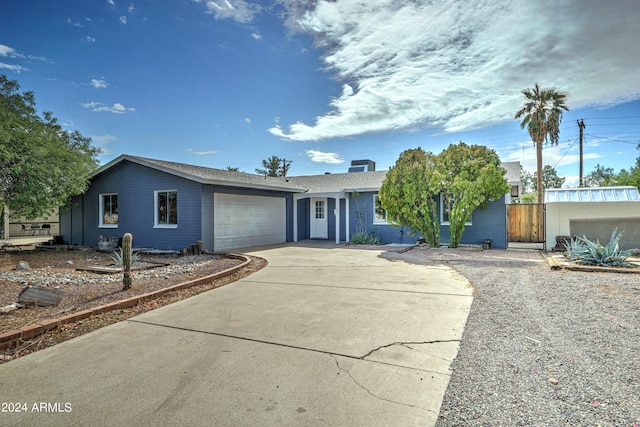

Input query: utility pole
[578,119,585,187]
[281,159,292,177]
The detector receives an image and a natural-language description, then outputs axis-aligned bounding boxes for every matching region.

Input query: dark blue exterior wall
[345,191,507,248]
[60,161,296,251]
[62,161,203,250]
[348,192,410,243]
[439,195,507,249]
[297,198,310,240]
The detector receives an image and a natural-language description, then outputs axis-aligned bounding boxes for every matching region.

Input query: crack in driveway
[330,355,434,413]
[128,319,453,374]
[361,339,461,360]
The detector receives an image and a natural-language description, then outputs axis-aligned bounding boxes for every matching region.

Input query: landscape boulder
[18,286,65,307]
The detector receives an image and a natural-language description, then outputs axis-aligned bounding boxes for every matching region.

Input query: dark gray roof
[95,154,521,195]
[94,155,308,192]
[287,171,388,194]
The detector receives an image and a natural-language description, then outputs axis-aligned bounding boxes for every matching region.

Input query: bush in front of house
[564,228,639,267]
[350,229,381,245]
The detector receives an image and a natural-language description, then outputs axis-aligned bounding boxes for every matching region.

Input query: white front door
[310,198,328,239]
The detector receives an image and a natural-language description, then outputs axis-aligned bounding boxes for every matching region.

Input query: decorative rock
[18,286,65,307]
[15,261,30,270]
[66,260,74,265]
[0,303,22,314]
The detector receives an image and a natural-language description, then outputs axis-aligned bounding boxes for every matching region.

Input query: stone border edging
[0,253,251,351]
[544,253,640,274]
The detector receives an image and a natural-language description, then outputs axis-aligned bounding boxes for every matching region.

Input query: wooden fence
[507,204,545,243]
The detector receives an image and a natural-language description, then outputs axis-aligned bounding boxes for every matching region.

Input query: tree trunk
[536,140,544,204]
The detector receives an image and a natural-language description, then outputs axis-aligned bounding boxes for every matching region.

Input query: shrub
[564,228,639,267]
[350,229,381,245]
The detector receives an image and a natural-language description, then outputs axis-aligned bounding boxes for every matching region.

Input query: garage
[213,193,287,250]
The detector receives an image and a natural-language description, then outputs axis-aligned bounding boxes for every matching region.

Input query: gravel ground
[0,248,245,334]
[399,248,640,426]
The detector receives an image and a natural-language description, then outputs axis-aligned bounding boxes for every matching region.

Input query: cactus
[122,232,133,290]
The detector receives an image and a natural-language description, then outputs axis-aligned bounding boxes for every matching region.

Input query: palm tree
[515,83,569,204]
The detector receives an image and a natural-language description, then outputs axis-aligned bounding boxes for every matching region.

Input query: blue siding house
[60,155,520,251]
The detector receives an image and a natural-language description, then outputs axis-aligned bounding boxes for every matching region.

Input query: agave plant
[110,247,140,267]
[564,228,640,267]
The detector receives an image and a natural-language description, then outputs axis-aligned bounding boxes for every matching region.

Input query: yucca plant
[564,228,639,267]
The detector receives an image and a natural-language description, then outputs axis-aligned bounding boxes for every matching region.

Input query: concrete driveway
[0,243,473,426]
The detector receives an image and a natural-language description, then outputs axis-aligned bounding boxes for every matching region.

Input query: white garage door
[214,193,286,250]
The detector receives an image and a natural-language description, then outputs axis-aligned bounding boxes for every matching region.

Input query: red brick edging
[0,253,252,351]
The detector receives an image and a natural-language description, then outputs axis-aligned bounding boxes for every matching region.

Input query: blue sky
[2,0,639,187]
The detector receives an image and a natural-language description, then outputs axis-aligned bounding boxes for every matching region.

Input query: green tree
[520,165,534,194]
[0,75,100,219]
[612,144,640,188]
[225,166,242,172]
[615,161,640,188]
[520,193,537,204]
[378,148,442,246]
[255,155,291,177]
[532,165,565,191]
[515,83,569,204]
[437,143,510,248]
[584,163,616,187]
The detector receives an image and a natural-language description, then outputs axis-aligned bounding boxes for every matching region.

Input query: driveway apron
[0,243,473,426]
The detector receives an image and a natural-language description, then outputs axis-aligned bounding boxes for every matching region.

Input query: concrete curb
[0,253,251,351]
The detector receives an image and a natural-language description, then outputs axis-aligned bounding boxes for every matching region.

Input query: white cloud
[270,0,640,141]
[128,3,135,13]
[119,15,127,24]
[251,33,262,40]
[187,148,218,155]
[194,0,261,23]
[67,18,84,28]
[0,62,26,73]
[244,117,251,123]
[91,79,108,88]
[86,36,96,43]
[81,101,135,114]
[0,44,17,57]
[107,0,115,5]
[306,149,344,164]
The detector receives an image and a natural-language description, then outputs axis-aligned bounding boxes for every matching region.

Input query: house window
[440,194,472,225]
[373,194,388,224]
[99,194,118,227]
[315,200,325,219]
[155,190,178,227]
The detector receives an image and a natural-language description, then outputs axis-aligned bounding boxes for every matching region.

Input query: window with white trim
[99,193,118,227]
[373,194,388,224]
[155,190,178,227]
[440,194,472,225]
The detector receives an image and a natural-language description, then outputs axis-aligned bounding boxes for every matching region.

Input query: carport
[544,186,640,251]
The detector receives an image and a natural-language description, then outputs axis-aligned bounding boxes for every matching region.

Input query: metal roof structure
[545,186,640,203]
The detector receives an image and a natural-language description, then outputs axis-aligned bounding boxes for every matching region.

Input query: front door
[310,198,328,239]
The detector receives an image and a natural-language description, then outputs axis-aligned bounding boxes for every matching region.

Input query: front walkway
[0,243,472,426]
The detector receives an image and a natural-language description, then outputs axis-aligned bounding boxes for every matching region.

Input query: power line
[585,133,640,145]
[579,115,640,120]
[552,138,578,169]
